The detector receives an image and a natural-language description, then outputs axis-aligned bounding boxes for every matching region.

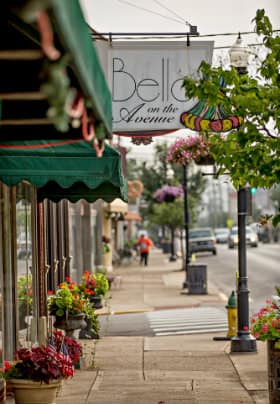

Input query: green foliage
[17,275,32,307]
[48,281,88,317]
[93,273,109,297]
[181,10,280,191]
[127,142,207,226]
[150,199,184,229]
[41,55,75,132]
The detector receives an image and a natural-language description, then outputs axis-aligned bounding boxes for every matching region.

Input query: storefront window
[16,184,33,346]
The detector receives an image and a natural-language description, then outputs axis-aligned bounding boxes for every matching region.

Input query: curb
[97,309,153,316]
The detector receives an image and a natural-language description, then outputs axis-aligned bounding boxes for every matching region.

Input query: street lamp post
[229,34,257,352]
[166,167,177,262]
[182,164,190,289]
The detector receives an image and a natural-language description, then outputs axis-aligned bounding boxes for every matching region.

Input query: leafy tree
[126,142,207,225]
[181,9,280,224]
[151,199,184,230]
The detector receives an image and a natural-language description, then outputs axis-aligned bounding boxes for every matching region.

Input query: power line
[151,0,187,24]
[116,0,186,26]
[91,29,280,50]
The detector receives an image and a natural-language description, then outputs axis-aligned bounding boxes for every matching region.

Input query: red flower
[47,290,53,295]
[3,361,12,371]
[65,276,71,283]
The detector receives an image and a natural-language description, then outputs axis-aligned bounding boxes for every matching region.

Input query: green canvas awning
[3,0,112,137]
[0,139,127,203]
[50,0,112,136]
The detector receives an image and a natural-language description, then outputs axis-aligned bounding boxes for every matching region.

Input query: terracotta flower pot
[8,379,61,404]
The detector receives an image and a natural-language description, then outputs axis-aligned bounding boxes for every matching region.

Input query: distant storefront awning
[106,198,128,214]
[0,139,127,203]
[124,211,142,222]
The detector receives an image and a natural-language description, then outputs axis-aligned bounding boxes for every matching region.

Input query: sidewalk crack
[142,337,146,381]
[85,369,104,404]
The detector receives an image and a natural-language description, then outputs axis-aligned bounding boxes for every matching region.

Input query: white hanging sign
[107,41,214,133]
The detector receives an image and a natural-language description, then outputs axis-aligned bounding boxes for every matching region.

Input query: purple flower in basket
[154,185,183,203]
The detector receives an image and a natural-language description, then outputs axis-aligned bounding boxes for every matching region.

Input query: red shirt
[137,236,152,253]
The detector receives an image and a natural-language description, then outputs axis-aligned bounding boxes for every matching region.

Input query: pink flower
[261,324,269,333]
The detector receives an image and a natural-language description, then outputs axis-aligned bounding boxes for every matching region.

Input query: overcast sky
[81,0,279,45]
[80,0,280,161]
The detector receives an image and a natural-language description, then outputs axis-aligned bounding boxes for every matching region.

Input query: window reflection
[16,184,33,345]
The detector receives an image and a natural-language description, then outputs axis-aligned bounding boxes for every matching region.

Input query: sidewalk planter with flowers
[78,271,109,309]
[52,331,83,370]
[251,295,280,403]
[78,271,107,339]
[166,134,214,166]
[48,280,87,337]
[1,346,74,404]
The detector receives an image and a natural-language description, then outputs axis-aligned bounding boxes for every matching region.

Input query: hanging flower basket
[166,134,214,166]
[153,185,183,203]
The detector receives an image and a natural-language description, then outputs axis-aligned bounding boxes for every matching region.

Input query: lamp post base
[231,334,257,353]
[169,255,177,262]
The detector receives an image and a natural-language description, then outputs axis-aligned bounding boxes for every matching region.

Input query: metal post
[169,227,177,262]
[182,164,190,289]
[231,187,256,352]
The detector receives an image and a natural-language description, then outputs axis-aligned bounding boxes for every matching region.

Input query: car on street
[214,228,230,244]
[228,226,258,249]
[189,227,217,255]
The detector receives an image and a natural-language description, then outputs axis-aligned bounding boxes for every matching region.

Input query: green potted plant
[48,280,87,337]
[1,345,74,404]
[17,275,32,330]
[78,271,109,309]
[94,273,109,298]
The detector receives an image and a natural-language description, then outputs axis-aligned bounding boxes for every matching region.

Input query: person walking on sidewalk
[137,234,153,266]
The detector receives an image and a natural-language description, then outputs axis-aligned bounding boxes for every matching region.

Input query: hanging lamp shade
[180,100,243,132]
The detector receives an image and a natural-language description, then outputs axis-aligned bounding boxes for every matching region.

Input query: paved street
[205,242,280,312]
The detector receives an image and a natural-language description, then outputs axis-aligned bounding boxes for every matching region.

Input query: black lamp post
[229,34,257,352]
[182,164,190,289]
[166,168,177,262]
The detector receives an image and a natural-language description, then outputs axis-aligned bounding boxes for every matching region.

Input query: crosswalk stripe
[146,306,228,336]
[153,322,228,331]
[156,327,228,336]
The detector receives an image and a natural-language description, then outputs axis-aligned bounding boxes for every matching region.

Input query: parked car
[214,228,230,244]
[17,233,32,259]
[228,226,258,249]
[189,227,217,255]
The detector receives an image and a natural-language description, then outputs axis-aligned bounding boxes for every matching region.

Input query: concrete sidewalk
[56,248,269,404]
